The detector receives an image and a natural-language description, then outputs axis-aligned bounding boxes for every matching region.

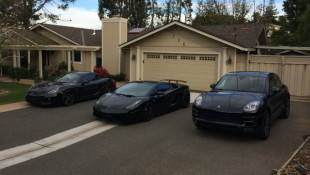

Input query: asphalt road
[0,101,310,175]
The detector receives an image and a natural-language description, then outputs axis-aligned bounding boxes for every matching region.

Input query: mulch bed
[272,135,310,175]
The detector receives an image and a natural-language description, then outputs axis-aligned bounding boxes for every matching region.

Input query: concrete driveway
[0,100,309,175]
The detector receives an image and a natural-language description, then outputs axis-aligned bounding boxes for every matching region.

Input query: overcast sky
[43,0,285,29]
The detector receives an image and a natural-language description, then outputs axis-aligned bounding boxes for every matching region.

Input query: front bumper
[25,94,61,106]
[93,105,143,122]
[192,106,263,132]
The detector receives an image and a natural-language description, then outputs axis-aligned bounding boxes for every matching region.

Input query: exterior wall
[128,26,236,82]
[102,17,127,75]
[120,51,130,81]
[35,28,75,45]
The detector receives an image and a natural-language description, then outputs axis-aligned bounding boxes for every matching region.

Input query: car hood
[95,93,148,110]
[28,82,75,94]
[198,90,265,113]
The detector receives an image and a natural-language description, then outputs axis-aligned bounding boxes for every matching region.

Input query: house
[1,24,102,77]
[1,16,267,91]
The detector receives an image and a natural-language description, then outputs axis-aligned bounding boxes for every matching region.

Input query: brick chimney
[101,16,128,74]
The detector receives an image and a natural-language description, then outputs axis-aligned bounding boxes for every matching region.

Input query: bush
[8,67,22,82]
[107,73,126,81]
[45,64,58,77]
[58,61,74,72]
[94,66,109,77]
[34,76,43,83]
[29,65,38,78]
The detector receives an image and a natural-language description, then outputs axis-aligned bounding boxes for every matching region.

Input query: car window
[274,74,282,88]
[269,75,277,92]
[82,74,96,82]
[94,74,103,81]
[56,73,82,83]
[115,82,156,97]
[157,83,170,92]
[215,74,267,93]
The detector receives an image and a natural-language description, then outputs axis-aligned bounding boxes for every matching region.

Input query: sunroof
[129,28,146,34]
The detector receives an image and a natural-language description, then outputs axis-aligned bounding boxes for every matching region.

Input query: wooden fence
[237,55,310,100]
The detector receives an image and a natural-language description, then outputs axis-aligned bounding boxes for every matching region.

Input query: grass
[0,82,31,105]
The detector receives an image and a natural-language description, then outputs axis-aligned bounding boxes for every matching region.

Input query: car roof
[130,81,188,87]
[227,71,270,77]
[67,72,92,75]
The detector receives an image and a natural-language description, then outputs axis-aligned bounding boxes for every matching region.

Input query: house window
[147,54,160,59]
[163,55,177,59]
[199,56,216,61]
[181,55,196,60]
[69,51,82,63]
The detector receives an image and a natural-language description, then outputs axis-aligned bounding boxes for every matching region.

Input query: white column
[233,48,237,72]
[246,51,250,71]
[67,51,71,72]
[222,47,227,76]
[39,50,43,78]
[13,50,17,68]
[27,50,31,70]
[17,50,21,68]
[90,51,95,72]
[129,47,133,82]
[136,46,140,81]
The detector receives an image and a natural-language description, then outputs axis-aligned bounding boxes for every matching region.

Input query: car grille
[193,107,257,126]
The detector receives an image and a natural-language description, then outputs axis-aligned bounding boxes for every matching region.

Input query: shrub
[107,73,126,81]
[58,61,74,72]
[94,66,109,77]
[8,67,22,82]
[45,64,58,77]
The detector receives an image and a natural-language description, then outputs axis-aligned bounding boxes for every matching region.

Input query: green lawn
[0,82,31,105]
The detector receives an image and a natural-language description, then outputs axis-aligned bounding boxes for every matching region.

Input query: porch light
[227,56,232,65]
[132,54,136,60]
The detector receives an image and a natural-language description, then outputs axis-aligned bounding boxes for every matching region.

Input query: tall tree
[283,0,310,33]
[147,0,161,27]
[0,0,77,29]
[296,4,310,46]
[128,0,148,28]
[193,0,233,26]
[183,0,193,23]
[231,0,251,23]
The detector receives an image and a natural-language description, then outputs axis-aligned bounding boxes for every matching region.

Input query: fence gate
[248,55,310,100]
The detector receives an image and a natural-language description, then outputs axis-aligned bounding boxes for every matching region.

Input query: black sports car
[26,72,116,106]
[192,72,290,139]
[93,80,190,122]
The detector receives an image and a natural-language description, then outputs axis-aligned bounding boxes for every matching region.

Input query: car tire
[181,92,190,108]
[142,102,154,122]
[62,90,75,106]
[257,110,271,140]
[280,98,290,119]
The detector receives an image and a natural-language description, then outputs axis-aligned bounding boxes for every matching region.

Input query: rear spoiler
[160,79,187,84]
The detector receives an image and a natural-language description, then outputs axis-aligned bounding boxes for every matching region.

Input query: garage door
[143,53,218,91]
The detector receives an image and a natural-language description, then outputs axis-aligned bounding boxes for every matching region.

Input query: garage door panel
[143,53,218,91]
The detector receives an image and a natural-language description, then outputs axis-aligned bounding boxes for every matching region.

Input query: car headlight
[243,101,260,112]
[48,88,60,95]
[194,96,202,106]
[126,100,142,109]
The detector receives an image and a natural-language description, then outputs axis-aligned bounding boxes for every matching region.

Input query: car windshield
[115,82,156,97]
[56,73,82,83]
[215,74,267,93]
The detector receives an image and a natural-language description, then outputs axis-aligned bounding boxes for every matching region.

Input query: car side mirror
[82,80,89,85]
[210,84,216,89]
[156,91,165,96]
[271,87,280,93]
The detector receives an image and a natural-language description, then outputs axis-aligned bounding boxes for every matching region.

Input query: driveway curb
[276,136,310,175]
